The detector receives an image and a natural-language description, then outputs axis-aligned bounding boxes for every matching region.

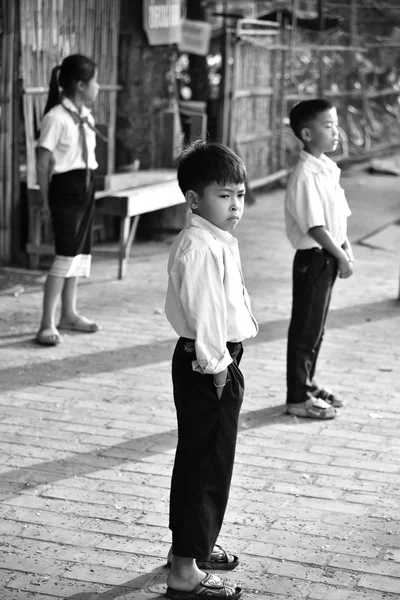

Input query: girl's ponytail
[43,55,96,116]
[44,65,61,115]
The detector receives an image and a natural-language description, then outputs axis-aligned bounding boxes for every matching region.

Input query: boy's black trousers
[169,337,244,560]
[287,248,338,404]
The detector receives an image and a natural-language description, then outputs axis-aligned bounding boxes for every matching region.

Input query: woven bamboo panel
[236,138,272,183]
[234,41,274,90]
[20,0,121,187]
[230,34,281,183]
[232,95,273,139]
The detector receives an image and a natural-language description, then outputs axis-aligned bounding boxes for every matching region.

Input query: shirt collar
[299,149,340,174]
[188,213,237,245]
[61,96,91,118]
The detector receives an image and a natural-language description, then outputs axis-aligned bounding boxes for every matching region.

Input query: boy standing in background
[285,99,354,420]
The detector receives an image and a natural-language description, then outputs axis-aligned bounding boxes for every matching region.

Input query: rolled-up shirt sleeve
[178,248,232,374]
[288,176,326,234]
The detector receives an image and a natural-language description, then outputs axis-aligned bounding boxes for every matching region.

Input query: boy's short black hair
[177,140,247,195]
[289,99,334,140]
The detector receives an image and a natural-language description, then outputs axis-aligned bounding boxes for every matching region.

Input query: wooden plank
[96,180,185,218]
[235,131,273,144]
[97,168,177,192]
[110,169,177,186]
[26,176,185,278]
[237,19,279,29]
[238,30,279,37]
[233,87,274,98]
[28,170,179,202]
[24,84,123,93]
[249,169,289,189]
[267,44,367,52]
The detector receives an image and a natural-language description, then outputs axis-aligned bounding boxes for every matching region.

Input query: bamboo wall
[228,21,286,186]
[20,0,121,188]
[230,39,278,183]
[227,15,400,186]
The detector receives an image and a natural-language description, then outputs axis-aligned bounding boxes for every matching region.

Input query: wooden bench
[26,169,186,279]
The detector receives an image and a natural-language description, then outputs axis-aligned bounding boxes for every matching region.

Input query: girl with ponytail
[36,54,101,346]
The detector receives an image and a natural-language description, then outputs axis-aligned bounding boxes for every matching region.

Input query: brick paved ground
[0,165,400,600]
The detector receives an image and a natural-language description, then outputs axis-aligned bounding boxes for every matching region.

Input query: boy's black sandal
[166,545,239,571]
[313,387,344,408]
[197,545,239,571]
[165,573,242,599]
[287,397,337,420]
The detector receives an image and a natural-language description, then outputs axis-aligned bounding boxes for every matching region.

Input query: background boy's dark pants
[169,338,244,560]
[287,248,338,404]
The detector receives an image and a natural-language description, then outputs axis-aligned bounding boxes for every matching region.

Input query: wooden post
[187,0,209,104]
[217,1,234,145]
[11,0,21,263]
[117,0,179,169]
[346,0,357,94]
[398,263,400,301]
[354,0,368,129]
[349,0,357,48]
[318,0,325,97]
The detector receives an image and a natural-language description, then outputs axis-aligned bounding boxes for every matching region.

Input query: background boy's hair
[177,140,247,195]
[289,99,334,140]
[44,54,96,115]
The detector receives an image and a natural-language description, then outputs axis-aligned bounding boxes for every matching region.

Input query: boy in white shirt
[164,141,258,600]
[285,99,354,420]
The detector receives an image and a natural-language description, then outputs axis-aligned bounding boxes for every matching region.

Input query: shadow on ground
[66,566,167,599]
[0,298,398,393]
[0,404,289,499]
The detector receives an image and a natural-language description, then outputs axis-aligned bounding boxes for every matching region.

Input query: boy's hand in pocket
[214,368,229,400]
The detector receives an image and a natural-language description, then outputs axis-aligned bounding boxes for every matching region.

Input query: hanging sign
[143,0,182,46]
[179,19,212,56]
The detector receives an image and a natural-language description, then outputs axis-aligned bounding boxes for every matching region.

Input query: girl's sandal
[58,316,100,333]
[35,328,62,346]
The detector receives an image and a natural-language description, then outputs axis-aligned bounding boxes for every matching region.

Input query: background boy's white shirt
[39,97,98,173]
[285,150,351,250]
[165,214,258,375]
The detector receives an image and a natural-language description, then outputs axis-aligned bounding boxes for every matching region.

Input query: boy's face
[189,181,246,232]
[302,107,339,155]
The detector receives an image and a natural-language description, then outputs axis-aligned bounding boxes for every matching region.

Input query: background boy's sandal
[165,573,242,600]
[313,387,344,408]
[287,397,337,420]
[166,545,239,571]
[35,328,62,346]
[57,317,100,333]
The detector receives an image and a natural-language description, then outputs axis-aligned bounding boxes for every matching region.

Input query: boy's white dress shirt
[285,150,351,249]
[39,97,98,173]
[165,213,258,375]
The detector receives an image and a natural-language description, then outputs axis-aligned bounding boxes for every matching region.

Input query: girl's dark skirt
[169,337,244,560]
[48,169,95,278]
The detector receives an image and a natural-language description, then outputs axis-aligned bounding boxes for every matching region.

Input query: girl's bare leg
[38,274,65,335]
[59,277,99,330]
[59,276,79,322]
